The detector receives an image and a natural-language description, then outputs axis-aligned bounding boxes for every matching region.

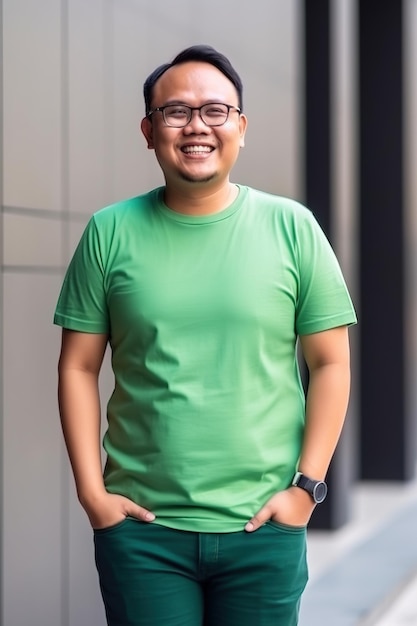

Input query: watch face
[313,482,328,504]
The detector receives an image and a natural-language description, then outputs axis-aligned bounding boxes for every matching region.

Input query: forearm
[58,368,106,506]
[298,362,351,479]
[56,330,153,528]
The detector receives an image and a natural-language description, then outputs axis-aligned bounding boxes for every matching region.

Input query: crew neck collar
[153,185,245,224]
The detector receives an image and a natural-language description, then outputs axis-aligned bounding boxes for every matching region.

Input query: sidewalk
[361,571,417,625]
[299,477,417,626]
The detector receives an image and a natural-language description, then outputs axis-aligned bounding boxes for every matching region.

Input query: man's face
[141,61,247,190]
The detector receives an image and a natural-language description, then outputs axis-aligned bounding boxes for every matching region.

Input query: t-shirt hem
[150,518,248,533]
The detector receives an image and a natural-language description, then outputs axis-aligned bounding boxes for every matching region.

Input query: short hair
[143,45,243,115]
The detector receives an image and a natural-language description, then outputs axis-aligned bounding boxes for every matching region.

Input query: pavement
[361,573,417,625]
[299,477,417,626]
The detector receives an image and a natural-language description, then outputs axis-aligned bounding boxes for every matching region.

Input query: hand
[81,491,155,530]
[245,486,315,532]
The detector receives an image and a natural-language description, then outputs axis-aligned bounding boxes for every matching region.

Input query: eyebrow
[161,100,189,106]
[158,100,228,107]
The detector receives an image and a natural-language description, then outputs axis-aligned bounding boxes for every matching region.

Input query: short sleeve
[54,216,109,333]
[295,210,357,335]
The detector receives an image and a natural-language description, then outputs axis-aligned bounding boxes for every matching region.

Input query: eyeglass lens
[164,103,230,127]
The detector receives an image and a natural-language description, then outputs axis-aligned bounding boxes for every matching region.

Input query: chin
[180,172,218,184]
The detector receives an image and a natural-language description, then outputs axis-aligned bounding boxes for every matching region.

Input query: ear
[238,114,248,148]
[141,117,155,149]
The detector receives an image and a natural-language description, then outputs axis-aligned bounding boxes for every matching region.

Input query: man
[55,45,357,625]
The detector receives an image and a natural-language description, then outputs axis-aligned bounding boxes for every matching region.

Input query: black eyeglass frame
[147,103,241,127]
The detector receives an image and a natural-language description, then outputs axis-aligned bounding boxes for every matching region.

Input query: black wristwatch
[292,472,328,504]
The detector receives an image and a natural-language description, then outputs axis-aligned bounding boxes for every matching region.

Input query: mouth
[181,145,214,155]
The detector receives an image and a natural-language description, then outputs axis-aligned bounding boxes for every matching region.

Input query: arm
[245,325,351,531]
[58,328,155,528]
[297,325,351,479]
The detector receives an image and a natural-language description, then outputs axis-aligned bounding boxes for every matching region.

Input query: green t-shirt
[54,185,357,532]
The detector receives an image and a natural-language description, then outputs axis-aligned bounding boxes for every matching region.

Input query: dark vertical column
[304,0,331,237]
[303,1,353,529]
[359,1,413,480]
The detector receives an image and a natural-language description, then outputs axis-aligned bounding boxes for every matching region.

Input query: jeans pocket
[93,516,131,536]
[265,519,307,534]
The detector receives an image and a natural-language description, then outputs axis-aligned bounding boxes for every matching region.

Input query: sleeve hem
[297,312,357,336]
[53,313,108,334]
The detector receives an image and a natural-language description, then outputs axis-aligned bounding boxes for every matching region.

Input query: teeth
[182,146,212,153]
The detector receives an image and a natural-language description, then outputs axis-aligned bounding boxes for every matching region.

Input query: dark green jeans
[94,518,308,626]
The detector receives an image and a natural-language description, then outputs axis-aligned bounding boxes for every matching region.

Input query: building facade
[1,1,416,624]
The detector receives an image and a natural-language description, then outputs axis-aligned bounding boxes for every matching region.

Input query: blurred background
[1,0,416,624]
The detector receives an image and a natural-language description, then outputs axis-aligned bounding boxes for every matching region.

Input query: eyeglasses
[147,103,241,128]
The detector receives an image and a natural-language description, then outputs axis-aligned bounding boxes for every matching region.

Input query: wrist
[292,471,328,504]
[289,485,316,506]
[77,486,108,510]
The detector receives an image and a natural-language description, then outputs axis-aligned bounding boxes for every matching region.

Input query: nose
[184,109,210,133]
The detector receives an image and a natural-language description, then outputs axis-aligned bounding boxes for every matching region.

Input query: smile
[181,146,214,154]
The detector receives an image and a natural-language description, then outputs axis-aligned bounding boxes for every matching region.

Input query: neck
[163,182,239,216]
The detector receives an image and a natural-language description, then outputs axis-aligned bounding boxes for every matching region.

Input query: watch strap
[292,471,328,503]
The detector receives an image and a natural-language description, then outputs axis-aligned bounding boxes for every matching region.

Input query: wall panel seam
[2,205,90,222]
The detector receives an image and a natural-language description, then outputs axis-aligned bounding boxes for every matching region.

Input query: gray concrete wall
[0,1,302,624]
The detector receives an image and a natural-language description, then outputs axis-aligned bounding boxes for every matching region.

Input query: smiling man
[54,45,357,626]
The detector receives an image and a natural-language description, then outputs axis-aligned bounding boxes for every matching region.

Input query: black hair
[143,44,243,115]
